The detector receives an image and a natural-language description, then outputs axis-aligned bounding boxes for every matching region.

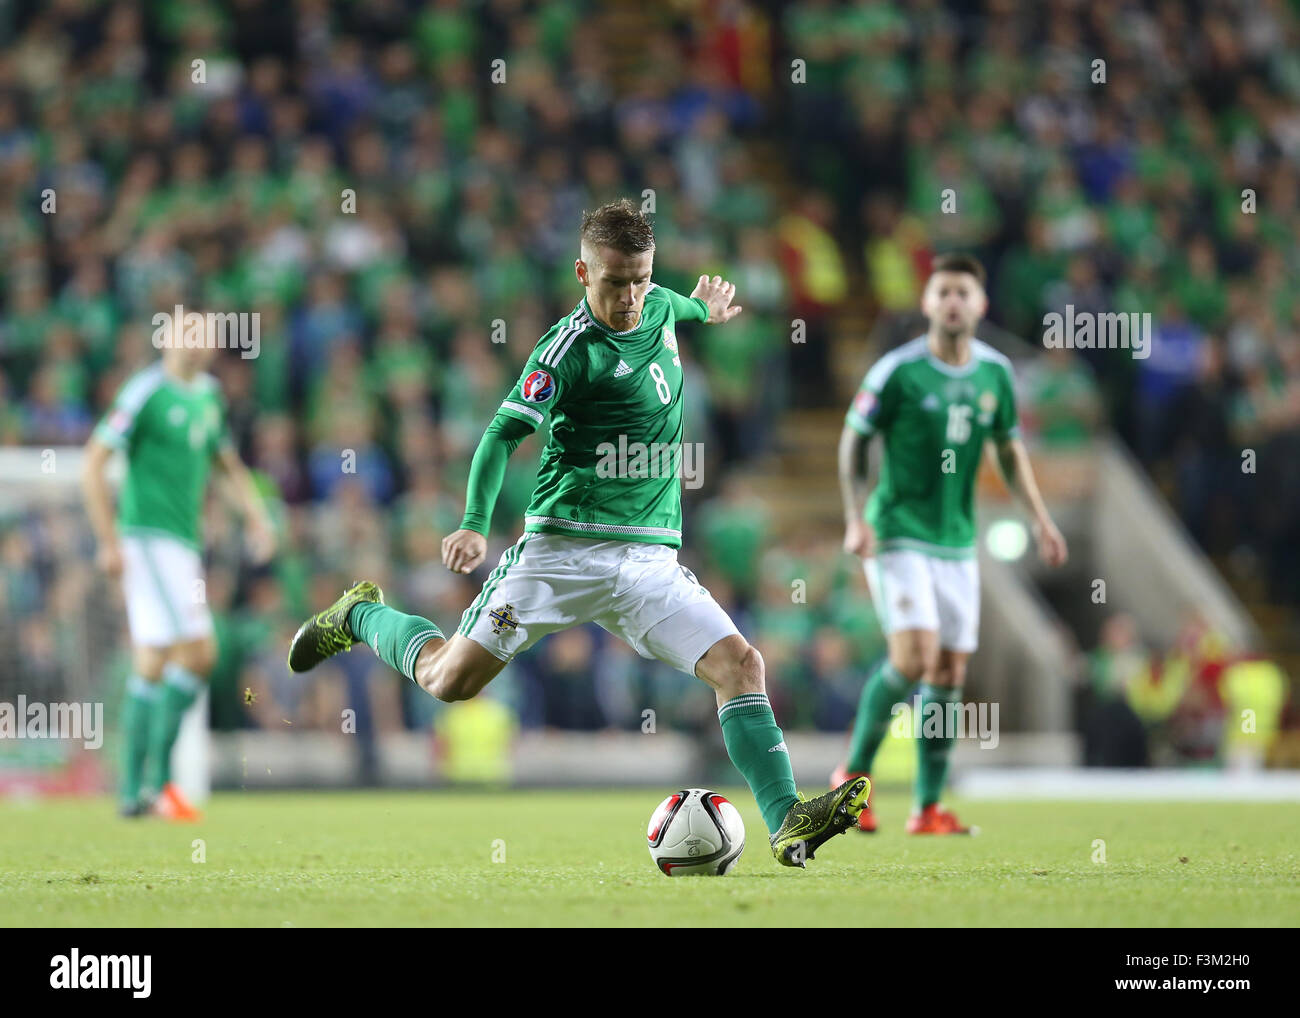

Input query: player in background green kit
[288,200,870,867]
[83,342,275,820]
[833,254,1068,834]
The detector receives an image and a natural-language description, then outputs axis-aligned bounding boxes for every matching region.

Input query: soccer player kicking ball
[833,254,1067,834]
[288,199,868,867]
[84,343,275,820]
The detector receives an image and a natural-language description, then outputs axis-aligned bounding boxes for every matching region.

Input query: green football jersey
[94,362,232,549]
[497,283,709,547]
[846,336,1019,558]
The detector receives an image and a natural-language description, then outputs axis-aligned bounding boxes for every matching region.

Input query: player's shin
[347,601,444,680]
[717,693,799,834]
[121,675,158,806]
[145,663,204,791]
[916,683,963,808]
[846,660,912,774]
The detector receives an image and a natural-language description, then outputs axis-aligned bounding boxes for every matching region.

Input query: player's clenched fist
[442,528,487,574]
[1033,518,1069,568]
[246,516,277,565]
[843,518,875,559]
[96,541,123,579]
[690,274,743,324]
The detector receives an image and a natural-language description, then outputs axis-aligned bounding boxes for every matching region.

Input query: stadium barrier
[1094,437,1259,649]
[206,730,1080,790]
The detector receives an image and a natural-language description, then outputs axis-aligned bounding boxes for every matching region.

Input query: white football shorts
[120,533,214,647]
[458,533,740,675]
[864,549,980,653]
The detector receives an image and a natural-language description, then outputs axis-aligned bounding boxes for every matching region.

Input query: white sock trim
[880,662,912,691]
[717,692,771,718]
[127,674,161,699]
[401,629,442,679]
[162,663,203,693]
[918,683,963,700]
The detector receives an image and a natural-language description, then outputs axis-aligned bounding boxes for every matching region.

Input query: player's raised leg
[287,577,509,704]
[288,580,443,678]
[694,634,869,868]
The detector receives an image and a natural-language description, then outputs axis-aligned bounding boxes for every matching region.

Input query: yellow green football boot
[770,776,871,868]
[287,581,384,673]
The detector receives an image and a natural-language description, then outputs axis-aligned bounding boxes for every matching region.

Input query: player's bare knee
[416,648,471,702]
[720,642,764,698]
[412,641,449,699]
[432,666,480,703]
[415,657,447,700]
[933,661,967,689]
[176,652,213,677]
[176,640,215,677]
[889,650,927,683]
[133,647,168,680]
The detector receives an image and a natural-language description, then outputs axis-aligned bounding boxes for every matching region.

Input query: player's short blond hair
[580,199,655,258]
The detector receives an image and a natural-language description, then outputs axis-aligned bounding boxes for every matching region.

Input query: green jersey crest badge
[489,604,519,635]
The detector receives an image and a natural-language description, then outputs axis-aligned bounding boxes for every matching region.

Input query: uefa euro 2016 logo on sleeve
[521,369,555,403]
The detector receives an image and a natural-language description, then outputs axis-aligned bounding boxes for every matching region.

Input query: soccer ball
[646,788,745,876]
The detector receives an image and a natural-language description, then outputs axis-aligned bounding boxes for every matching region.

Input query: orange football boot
[153,782,203,822]
[830,764,875,832]
[905,803,974,835]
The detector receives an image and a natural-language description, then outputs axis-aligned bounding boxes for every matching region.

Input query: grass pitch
[4,789,1298,927]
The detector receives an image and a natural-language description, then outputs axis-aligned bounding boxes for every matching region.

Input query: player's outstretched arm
[81,435,122,577]
[215,445,277,563]
[838,424,875,558]
[444,414,533,574]
[989,436,1068,566]
[689,274,743,324]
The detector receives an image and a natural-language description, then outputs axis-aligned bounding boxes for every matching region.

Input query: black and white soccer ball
[646,788,746,876]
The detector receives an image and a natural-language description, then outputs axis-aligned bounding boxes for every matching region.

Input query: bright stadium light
[986,518,1030,561]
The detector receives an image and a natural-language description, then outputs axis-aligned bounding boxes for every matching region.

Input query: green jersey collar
[580,296,647,337]
[921,335,980,377]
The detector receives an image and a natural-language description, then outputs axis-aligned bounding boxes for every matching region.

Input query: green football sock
[146,663,204,791]
[717,693,799,834]
[845,659,913,774]
[916,683,963,808]
[121,675,159,805]
[348,601,444,680]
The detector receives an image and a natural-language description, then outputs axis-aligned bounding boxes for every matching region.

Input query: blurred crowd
[2,1,1299,759]
[1074,611,1290,768]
